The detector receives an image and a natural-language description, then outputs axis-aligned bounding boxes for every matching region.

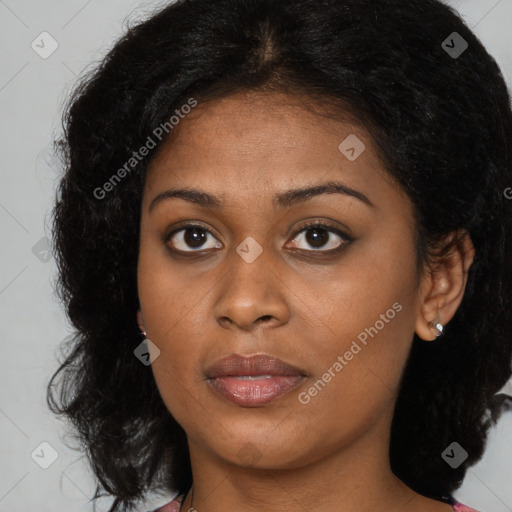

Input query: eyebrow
[148,180,374,213]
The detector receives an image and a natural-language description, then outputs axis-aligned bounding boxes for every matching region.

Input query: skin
[136,90,474,512]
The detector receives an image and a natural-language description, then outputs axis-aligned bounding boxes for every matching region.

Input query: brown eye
[167,225,222,252]
[288,223,351,252]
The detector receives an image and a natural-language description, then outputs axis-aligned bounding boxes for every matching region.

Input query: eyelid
[164,220,353,254]
[291,220,352,239]
[165,221,223,252]
[286,221,353,252]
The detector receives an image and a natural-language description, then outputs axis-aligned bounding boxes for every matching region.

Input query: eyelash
[164,221,353,256]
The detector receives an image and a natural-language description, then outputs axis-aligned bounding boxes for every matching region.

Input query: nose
[212,246,290,332]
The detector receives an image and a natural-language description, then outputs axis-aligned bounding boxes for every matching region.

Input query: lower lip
[207,375,304,407]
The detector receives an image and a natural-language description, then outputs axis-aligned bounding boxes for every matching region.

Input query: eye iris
[306,228,329,248]
[184,227,207,248]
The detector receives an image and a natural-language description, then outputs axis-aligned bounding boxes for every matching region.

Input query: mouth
[205,353,306,407]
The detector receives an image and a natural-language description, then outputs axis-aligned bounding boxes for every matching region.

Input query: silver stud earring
[429,321,443,339]
[139,327,147,338]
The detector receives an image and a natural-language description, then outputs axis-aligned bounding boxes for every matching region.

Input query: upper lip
[205,354,306,378]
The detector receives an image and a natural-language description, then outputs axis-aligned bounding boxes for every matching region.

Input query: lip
[205,354,306,407]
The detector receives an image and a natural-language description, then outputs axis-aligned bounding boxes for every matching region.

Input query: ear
[137,309,146,334]
[415,230,475,341]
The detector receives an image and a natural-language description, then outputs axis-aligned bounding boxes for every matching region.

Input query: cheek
[301,232,417,344]
[137,253,192,401]
[137,232,219,339]
[144,314,208,430]
[291,299,414,451]
[292,235,418,408]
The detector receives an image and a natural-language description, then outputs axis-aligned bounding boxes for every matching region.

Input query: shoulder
[148,494,184,512]
[452,499,482,512]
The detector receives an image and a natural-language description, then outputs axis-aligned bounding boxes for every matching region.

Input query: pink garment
[154,495,481,511]
[453,500,481,512]
[153,494,182,512]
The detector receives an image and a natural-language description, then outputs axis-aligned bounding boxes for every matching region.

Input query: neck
[181,410,419,512]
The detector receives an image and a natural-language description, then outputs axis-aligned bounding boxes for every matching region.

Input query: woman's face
[137,90,425,470]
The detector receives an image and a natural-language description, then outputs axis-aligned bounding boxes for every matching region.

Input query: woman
[47,0,512,511]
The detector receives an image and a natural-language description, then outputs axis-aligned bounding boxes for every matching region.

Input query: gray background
[0,0,511,510]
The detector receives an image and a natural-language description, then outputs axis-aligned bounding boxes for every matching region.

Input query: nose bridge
[212,237,290,330]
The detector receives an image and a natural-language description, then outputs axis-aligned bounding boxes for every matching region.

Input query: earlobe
[137,309,147,336]
[416,315,444,341]
[415,230,475,341]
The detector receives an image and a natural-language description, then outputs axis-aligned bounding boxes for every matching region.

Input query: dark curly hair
[47,0,512,510]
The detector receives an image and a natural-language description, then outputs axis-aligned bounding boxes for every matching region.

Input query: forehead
[141,90,413,226]
[146,90,388,188]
